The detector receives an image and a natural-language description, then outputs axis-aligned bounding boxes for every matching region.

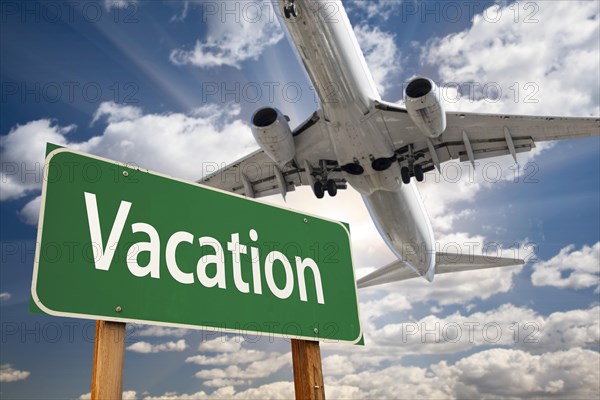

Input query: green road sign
[31,146,362,344]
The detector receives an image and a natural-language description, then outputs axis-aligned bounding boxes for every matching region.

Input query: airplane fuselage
[279,0,436,279]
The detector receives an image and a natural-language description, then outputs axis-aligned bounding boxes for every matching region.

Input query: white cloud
[186,349,266,366]
[132,325,190,338]
[78,390,137,400]
[322,354,356,376]
[532,242,600,291]
[0,120,72,201]
[170,1,190,22]
[170,1,284,69]
[194,352,290,383]
[91,101,143,125]
[103,0,137,11]
[18,195,41,225]
[126,339,188,354]
[143,382,294,400]
[197,337,245,353]
[354,24,401,95]
[369,304,599,355]
[0,364,30,382]
[0,101,257,224]
[445,347,599,399]
[0,292,11,301]
[423,1,600,116]
[327,347,600,399]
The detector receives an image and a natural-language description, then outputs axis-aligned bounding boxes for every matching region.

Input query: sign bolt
[115,306,122,313]
[122,171,129,177]
[313,327,318,334]
[304,218,308,223]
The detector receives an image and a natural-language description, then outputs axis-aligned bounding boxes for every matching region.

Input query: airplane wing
[357,252,524,289]
[199,111,346,198]
[371,101,600,173]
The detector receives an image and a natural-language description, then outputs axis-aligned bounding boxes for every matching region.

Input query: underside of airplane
[199,0,600,287]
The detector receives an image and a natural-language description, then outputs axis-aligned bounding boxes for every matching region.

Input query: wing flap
[198,110,340,198]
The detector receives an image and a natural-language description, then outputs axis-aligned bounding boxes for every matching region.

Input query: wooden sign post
[91,321,126,400]
[291,339,325,400]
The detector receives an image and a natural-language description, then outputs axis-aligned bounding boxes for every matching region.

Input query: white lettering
[227,233,250,293]
[197,237,226,288]
[265,251,294,300]
[84,192,131,271]
[295,257,325,304]
[127,223,160,278]
[166,232,194,284]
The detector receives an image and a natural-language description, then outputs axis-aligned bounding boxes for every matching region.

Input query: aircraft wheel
[326,180,337,197]
[284,4,297,18]
[314,181,325,199]
[414,164,424,182]
[401,167,411,184]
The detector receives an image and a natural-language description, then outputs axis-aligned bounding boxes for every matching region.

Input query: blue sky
[1,0,599,398]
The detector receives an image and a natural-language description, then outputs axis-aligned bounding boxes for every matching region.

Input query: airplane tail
[357,252,523,289]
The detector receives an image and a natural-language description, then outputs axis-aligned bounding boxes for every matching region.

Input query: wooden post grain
[291,339,325,400]
[91,321,126,400]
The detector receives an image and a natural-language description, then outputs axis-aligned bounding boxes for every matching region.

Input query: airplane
[199,0,600,288]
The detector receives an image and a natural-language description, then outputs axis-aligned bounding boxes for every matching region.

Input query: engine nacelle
[251,107,296,166]
[404,77,447,138]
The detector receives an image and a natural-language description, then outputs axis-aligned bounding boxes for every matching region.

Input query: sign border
[31,147,363,344]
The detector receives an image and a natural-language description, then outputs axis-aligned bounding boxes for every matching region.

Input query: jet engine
[404,77,447,138]
[251,107,296,166]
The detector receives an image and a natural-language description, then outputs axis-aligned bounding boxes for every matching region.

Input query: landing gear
[400,164,424,184]
[401,166,411,184]
[283,1,297,18]
[396,144,426,184]
[414,164,424,182]
[326,180,337,197]
[313,180,337,199]
[313,181,325,199]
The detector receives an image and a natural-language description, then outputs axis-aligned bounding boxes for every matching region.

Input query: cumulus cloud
[126,347,600,399]
[197,337,245,353]
[327,347,600,399]
[126,339,188,354]
[79,390,137,400]
[18,195,42,225]
[142,382,294,400]
[170,1,283,69]
[0,120,72,201]
[0,364,30,382]
[370,304,599,355]
[0,102,257,224]
[532,242,600,291]
[91,101,143,125]
[423,1,600,116]
[186,349,266,366]
[354,24,401,95]
[132,325,190,338]
[194,352,291,387]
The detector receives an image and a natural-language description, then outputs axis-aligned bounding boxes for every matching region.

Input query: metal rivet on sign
[313,328,318,334]
[304,218,308,223]
[115,306,122,313]
[122,171,129,177]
